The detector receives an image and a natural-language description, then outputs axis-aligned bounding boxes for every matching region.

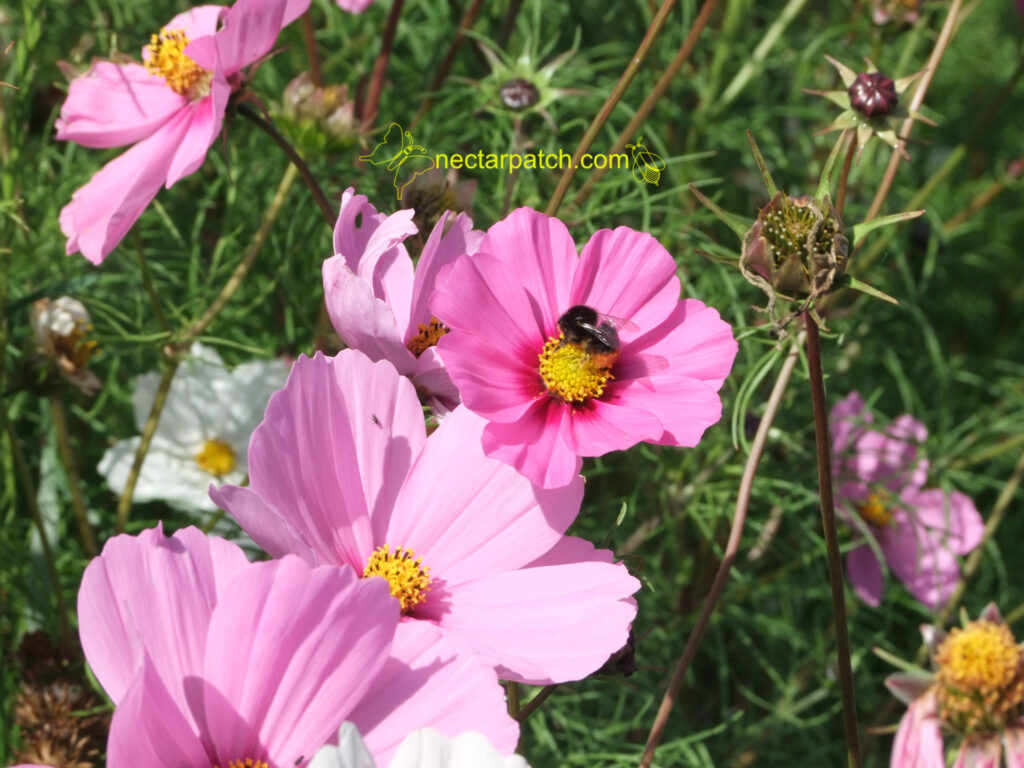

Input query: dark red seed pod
[499,78,541,110]
[847,72,898,117]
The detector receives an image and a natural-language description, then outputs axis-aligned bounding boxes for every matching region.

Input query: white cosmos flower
[310,724,529,768]
[99,342,288,513]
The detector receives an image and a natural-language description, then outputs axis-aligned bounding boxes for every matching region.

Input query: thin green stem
[835,131,857,218]
[805,316,862,768]
[2,407,72,641]
[49,395,97,556]
[237,103,334,226]
[363,0,406,128]
[545,0,680,216]
[136,237,170,333]
[114,360,178,534]
[640,336,802,768]
[570,0,721,209]
[116,165,298,533]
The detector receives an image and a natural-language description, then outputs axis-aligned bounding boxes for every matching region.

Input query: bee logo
[624,136,666,187]
[359,122,436,201]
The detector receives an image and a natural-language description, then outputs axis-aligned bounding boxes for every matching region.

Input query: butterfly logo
[625,136,666,187]
[359,122,436,200]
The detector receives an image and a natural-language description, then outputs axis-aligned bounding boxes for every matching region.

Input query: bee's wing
[359,122,404,166]
[597,312,640,333]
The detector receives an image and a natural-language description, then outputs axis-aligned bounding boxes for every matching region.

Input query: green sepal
[835,274,900,305]
[689,185,750,241]
[746,131,779,197]
[850,209,925,242]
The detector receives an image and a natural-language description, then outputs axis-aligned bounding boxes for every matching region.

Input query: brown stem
[864,0,965,223]
[412,0,486,128]
[363,0,406,128]
[805,316,862,768]
[545,0,680,217]
[517,683,559,722]
[300,10,323,87]
[569,0,721,209]
[49,396,98,556]
[497,0,525,47]
[639,337,801,768]
[237,104,334,226]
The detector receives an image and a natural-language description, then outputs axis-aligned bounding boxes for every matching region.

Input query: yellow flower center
[215,760,268,768]
[538,334,613,404]
[363,545,431,614]
[934,619,1024,734]
[195,439,236,477]
[52,326,99,370]
[855,492,892,528]
[406,317,449,357]
[145,28,211,98]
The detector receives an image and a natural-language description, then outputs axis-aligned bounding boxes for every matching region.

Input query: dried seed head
[848,72,898,118]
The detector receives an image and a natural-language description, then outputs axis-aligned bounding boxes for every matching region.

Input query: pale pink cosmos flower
[887,605,1024,768]
[830,392,984,609]
[56,0,310,264]
[310,723,529,768]
[338,0,376,10]
[323,187,482,414]
[429,206,738,488]
[77,525,514,766]
[210,349,640,687]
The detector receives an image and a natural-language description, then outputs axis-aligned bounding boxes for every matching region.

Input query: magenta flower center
[847,72,898,118]
[934,619,1024,734]
[363,545,432,614]
[538,334,614,404]
[406,316,449,357]
[855,492,891,528]
[145,28,211,98]
[195,438,236,476]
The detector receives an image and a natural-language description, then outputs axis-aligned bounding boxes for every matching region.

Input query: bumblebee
[556,305,624,370]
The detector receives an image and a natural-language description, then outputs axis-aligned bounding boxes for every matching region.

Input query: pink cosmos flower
[887,605,1024,768]
[77,525,515,766]
[210,349,640,686]
[429,207,738,488]
[338,0,376,10]
[830,392,984,609]
[324,188,482,414]
[56,0,309,264]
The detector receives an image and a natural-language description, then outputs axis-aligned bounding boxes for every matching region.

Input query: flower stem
[864,0,965,223]
[639,336,801,768]
[300,9,323,87]
[569,0,721,209]
[362,0,406,128]
[497,0,524,47]
[517,683,558,722]
[114,359,178,534]
[804,315,862,768]
[136,237,171,333]
[49,395,97,557]
[545,0,680,216]
[834,131,857,217]
[237,103,334,226]
[2,406,72,641]
[505,681,520,718]
[412,0,485,128]
[116,165,298,533]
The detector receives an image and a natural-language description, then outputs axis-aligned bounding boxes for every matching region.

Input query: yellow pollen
[934,619,1024,734]
[855,492,892,528]
[406,317,449,357]
[53,326,99,369]
[363,545,431,614]
[195,439,236,477]
[145,28,210,97]
[214,760,269,768]
[538,334,613,404]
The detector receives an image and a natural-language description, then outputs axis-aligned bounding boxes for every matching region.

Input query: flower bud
[279,73,357,151]
[499,78,541,111]
[741,192,849,299]
[30,296,101,395]
[848,72,898,118]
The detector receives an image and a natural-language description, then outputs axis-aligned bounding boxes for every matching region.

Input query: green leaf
[850,209,925,242]
[689,185,750,240]
[746,131,779,197]
[837,274,900,305]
